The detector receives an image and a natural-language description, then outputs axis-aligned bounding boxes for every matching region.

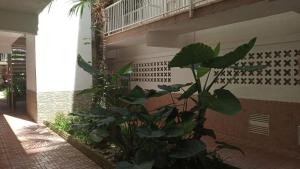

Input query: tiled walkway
[0,102,101,169]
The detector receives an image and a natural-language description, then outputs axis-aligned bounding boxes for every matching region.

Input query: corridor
[0,102,101,169]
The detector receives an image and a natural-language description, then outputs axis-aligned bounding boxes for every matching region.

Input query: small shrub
[68,115,91,143]
[52,112,71,132]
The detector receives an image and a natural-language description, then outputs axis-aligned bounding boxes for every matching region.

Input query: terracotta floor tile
[0,102,101,169]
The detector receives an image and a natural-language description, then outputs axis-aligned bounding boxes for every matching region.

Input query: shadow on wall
[72,6,93,113]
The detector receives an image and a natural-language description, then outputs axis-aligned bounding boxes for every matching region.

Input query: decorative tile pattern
[215,49,300,86]
[131,60,172,83]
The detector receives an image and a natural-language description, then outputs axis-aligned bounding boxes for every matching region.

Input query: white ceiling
[0,0,51,14]
[0,30,22,53]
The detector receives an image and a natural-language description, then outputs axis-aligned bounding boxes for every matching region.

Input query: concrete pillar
[26,34,38,121]
[26,0,92,123]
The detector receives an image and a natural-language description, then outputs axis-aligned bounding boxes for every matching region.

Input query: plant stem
[170,93,176,104]
[191,65,202,93]
[203,69,211,90]
[205,68,225,91]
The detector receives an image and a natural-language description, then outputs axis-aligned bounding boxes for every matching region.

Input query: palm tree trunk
[91,0,112,105]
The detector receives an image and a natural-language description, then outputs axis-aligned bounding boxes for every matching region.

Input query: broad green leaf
[120,86,147,105]
[128,86,146,98]
[153,106,176,122]
[178,83,198,100]
[136,127,165,138]
[119,97,147,105]
[135,149,153,165]
[169,43,215,68]
[209,89,241,115]
[198,91,214,109]
[231,65,268,72]
[112,62,133,82]
[145,89,169,98]
[197,67,210,78]
[89,128,109,143]
[77,55,101,75]
[214,43,221,57]
[170,140,206,159]
[158,83,192,93]
[110,107,130,116]
[164,127,185,138]
[203,38,256,68]
[179,111,195,121]
[97,116,116,126]
[179,120,196,134]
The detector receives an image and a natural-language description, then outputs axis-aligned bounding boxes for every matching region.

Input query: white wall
[108,12,300,103]
[35,0,92,93]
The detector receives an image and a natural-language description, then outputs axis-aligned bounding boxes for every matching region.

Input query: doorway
[0,37,26,114]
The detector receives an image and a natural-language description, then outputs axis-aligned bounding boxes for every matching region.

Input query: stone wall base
[26,90,92,123]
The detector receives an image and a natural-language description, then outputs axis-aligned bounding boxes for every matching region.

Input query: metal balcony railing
[104,0,222,35]
[0,53,7,62]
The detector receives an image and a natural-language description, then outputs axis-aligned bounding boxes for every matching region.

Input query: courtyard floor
[0,100,300,169]
[0,101,101,169]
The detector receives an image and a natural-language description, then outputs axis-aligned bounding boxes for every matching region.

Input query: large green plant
[72,38,265,169]
[77,54,132,107]
[69,55,132,145]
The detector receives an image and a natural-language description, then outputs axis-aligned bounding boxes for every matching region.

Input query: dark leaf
[135,149,153,165]
[169,43,215,68]
[127,86,146,98]
[119,97,147,105]
[170,140,206,159]
[158,83,192,93]
[145,89,169,98]
[203,38,256,68]
[110,107,130,116]
[112,62,133,82]
[209,89,241,115]
[153,106,175,122]
[97,116,116,126]
[136,127,165,138]
[120,86,147,105]
[179,111,195,121]
[165,127,185,138]
[89,128,109,143]
[179,120,196,134]
[214,43,221,57]
[77,55,101,75]
[231,65,268,72]
[178,83,198,100]
[197,67,210,78]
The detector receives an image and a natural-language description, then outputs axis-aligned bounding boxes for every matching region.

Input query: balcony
[104,0,222,35]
